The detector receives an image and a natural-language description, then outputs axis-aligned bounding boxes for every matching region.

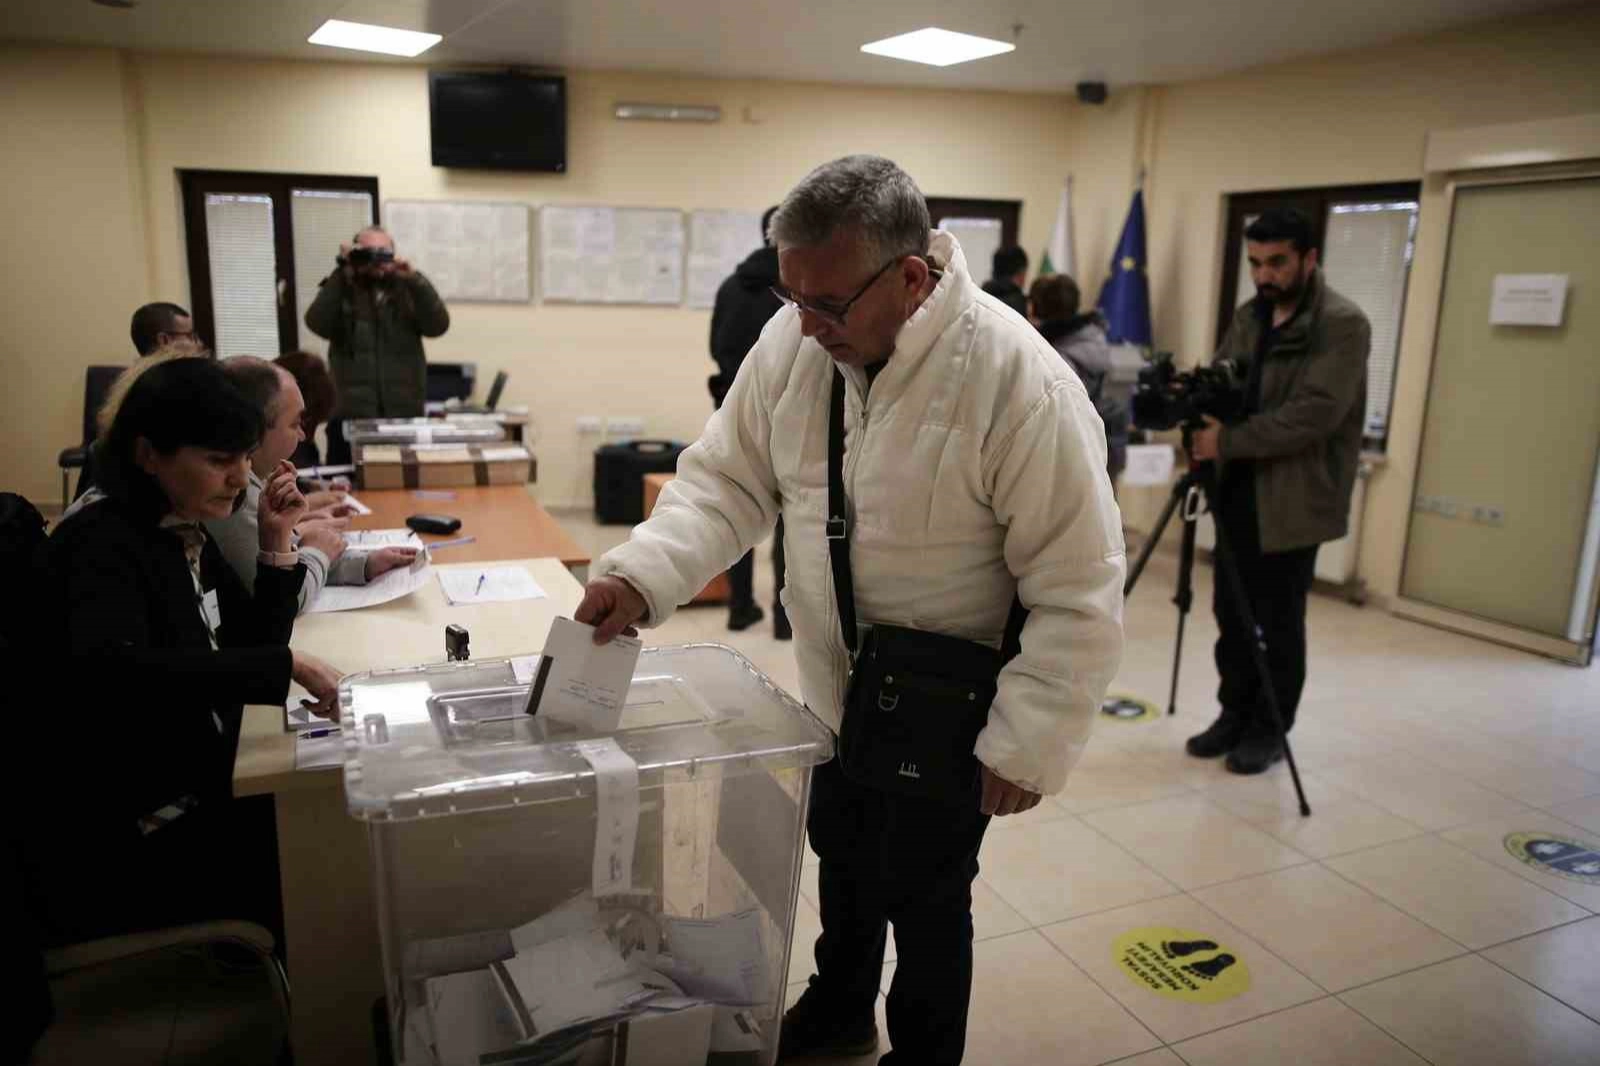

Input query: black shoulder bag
[827,369,1028,800]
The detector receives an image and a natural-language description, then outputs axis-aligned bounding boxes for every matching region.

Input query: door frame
[179,170,379,354]
[1392,165,1600,665]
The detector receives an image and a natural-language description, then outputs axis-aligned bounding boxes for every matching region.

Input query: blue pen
[475,572,487,596]
[299,727,339,740]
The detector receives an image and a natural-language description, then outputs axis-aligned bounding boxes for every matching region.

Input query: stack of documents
[414,892,768,1066]
[305,549,432,614]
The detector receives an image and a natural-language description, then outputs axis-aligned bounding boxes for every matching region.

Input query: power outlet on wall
[607,416,645,438]
[576,416,603,435]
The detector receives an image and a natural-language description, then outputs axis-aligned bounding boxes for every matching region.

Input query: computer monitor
[427,362,476,403]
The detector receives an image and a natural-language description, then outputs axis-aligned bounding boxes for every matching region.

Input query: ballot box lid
[339,643,835,822]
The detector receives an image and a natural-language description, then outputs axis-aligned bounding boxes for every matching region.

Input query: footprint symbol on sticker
[1161,939,1219,959]
[1184,954,1238,981]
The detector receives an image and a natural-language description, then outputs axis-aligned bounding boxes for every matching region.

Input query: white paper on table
[305,551,432,613]
[340,493,373,516]
[294,731,346,771]
[653,908,769,1006]
[477,446,530,461]
[576,738,640,897]
[437,566,547,605]
[342,528,424,549]
[1122,443,1177,487]
[535,617,641,730]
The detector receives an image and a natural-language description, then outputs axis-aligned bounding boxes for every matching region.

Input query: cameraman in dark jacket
[305,225,450,464]
[1187,208,1370,774]
[708,206,789,638]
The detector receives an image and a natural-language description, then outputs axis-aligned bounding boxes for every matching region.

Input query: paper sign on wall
[1122,444,1177,487]
[1490,273,1569,327]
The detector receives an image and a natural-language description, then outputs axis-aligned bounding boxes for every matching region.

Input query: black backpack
[0,494,46,653]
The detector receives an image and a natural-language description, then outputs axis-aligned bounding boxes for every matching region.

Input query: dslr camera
[341,246,395,269]
[1131,352,1247,432]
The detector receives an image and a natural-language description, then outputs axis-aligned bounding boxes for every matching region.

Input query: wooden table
[350,484,589,570]
[234,557,586,1066]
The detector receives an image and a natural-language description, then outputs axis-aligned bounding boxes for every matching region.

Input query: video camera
[1131,352,1247,432]
[342,246,395,269]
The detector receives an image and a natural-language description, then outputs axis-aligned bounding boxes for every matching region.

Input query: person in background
[129,302,203,358]
[72,345,209,505]
[304,225,450,465]
[276,350,339,471]
[981,245,1029,317]
[709,205,790,639]
[1028,274,1129,483]
[29,357,342,946]
[1186,207,1371,774]
[208,357,418,613]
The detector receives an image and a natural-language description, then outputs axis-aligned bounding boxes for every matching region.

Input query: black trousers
[805,756,990,1065]
[727,517,786,612]
[1212,476,1319,736]
[325,417,351,466]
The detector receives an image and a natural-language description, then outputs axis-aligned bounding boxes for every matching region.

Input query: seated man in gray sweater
[206,357,416,611]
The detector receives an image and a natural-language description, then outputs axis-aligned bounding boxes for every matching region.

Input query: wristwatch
[258,549,301,569]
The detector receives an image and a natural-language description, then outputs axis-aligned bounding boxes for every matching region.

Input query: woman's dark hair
[275,350,338,432]
[1029,273,1082,322]
[95,358,263,520]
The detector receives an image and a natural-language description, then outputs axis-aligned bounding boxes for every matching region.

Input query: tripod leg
[1166,513,1198,716]
[1208,512,1313,817]
[1124,478,1188,596]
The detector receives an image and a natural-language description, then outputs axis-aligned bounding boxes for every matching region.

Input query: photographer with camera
[304,225,450,464]
[1184,208,1370,774]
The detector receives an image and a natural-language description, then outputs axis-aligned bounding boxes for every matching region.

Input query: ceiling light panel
[859,27,1015,68]
[307,19,442,58]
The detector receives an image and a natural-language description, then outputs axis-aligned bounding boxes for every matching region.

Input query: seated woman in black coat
[28,357,344,946]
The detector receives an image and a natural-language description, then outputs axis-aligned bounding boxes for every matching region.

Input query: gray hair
[769,155,930,269]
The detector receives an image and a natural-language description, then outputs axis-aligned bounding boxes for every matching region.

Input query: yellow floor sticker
[1100,693,1160,723]
[1114,926,1251,1004]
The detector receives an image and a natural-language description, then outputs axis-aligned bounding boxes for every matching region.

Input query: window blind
[1321,201,1418,446]
[204,194,280,360]
[291,189,373,353]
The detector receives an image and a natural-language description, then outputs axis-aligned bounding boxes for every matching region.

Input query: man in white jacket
[578,156,1125,1064]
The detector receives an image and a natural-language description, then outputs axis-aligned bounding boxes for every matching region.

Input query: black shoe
[774,604,792,641]
[728,603,765,632]
[777,990,879,1061]
[1186,712,1246,758]
[1225,733,1285,775]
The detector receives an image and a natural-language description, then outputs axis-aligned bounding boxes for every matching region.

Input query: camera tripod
[1123,453,1312,817]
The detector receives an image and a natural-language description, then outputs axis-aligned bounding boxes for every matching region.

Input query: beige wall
[1137,3,1600,601]
[6,6,1597,601]
[0,51,1140,507]
[0,46,149,507]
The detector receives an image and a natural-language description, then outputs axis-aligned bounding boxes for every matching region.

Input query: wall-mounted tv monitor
[429,71,567,172]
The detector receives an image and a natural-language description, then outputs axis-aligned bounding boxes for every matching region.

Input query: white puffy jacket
[597,232,1125,793]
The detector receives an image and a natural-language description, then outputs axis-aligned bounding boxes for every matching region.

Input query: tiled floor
[561,509,1600,1065]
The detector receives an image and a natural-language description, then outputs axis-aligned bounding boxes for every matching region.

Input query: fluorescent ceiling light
[860,27,1015,68]
[307,19,442,58]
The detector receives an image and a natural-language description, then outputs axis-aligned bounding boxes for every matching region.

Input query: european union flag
[1097,189,1152,346]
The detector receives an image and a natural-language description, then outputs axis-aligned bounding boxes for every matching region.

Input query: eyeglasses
[771,255,903,328]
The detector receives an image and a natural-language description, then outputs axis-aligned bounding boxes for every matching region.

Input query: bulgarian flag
[1040,177,1075,278]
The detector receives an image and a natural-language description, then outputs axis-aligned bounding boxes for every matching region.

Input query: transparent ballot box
[340,644,835,1066]
[345,417,509,446]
